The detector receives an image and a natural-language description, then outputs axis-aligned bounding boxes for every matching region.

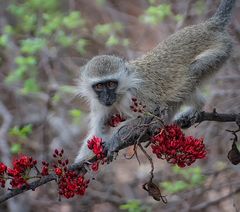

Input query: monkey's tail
[210,0,236,28]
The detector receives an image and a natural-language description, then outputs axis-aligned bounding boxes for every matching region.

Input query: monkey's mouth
[100,99,115,107]
[99,94,116,107]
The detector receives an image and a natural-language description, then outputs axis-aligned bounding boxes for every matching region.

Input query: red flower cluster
[58,170,89,199]
[130,97,146,113]
[7,156,37,189]
[87,136,106,172]
[51,149,90,198]
[151,125,206,167]
[0,149,90,200]
[108,114,125,127]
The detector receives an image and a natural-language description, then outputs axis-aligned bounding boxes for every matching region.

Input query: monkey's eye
[107,81,118,89]
[94,83,104,91]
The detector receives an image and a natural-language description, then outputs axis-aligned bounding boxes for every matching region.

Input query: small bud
[54,149,59,155]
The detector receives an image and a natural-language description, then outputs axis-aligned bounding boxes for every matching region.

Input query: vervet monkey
[75,0,235,163]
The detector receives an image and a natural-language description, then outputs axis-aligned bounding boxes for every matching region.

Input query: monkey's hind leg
[174,90,205,128]
[190,46,231,79]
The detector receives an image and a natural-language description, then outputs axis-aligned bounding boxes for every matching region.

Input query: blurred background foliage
[0,0,240,212]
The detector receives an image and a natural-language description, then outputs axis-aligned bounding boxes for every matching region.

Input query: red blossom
[41,166,49,176]
[91,161,99,172]
[108,114,125,127]
[0,162,7,175]
[87,136,106,171]
[151,125,207,167]
[55,168,63,176]
[87,136,105,159]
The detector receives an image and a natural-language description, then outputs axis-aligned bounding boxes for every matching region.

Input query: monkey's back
[131,21,232,108]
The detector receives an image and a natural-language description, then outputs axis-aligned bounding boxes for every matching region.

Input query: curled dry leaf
[142,180,167,203]
[228,141,240,165]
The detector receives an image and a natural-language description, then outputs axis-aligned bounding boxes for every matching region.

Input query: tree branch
[0,110,239,203]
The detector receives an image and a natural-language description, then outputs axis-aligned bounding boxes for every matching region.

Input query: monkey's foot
[175,109,200,128]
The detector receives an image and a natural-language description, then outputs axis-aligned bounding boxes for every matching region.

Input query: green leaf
[76,39,88,54]
[69,109,82,125]
[39,13,62,35]
[63,11,85,29]
[8,4,26,17]
[56,30,75,47]
[20,38,46,54]
[69,109,81,118]
[106,35,119,47]
[21,124,33,136]
[15,56,37,66]
[4,25,14,35]
[22,14,37,32]
[174,14,184,23]
[120,200,144,212]
[10,143,22,154]
[161,180,189,193]
[140,4,172,25]
[94,24,112,36]
[94,22,123,37]
[21,78,40,94]
[9,124,32,139]
[0,34,8,47]
[5,67,27,84]
[28,0,59,11]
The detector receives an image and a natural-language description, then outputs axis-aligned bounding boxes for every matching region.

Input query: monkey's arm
[75,136,94,163]
[75,111,110,163]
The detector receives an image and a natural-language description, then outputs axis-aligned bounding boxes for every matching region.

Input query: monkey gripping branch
[0,109,239,204]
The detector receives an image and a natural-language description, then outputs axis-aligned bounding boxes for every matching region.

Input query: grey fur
[84,55,126,78]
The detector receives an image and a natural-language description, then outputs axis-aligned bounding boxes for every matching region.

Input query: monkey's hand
[103,138,119,163]
[104,116,157,162]
[174,109,201,128]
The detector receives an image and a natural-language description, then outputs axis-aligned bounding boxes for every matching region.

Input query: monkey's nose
[105,101,113,106]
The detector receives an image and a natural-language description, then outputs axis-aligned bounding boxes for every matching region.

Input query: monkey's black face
[92,80,118,106]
